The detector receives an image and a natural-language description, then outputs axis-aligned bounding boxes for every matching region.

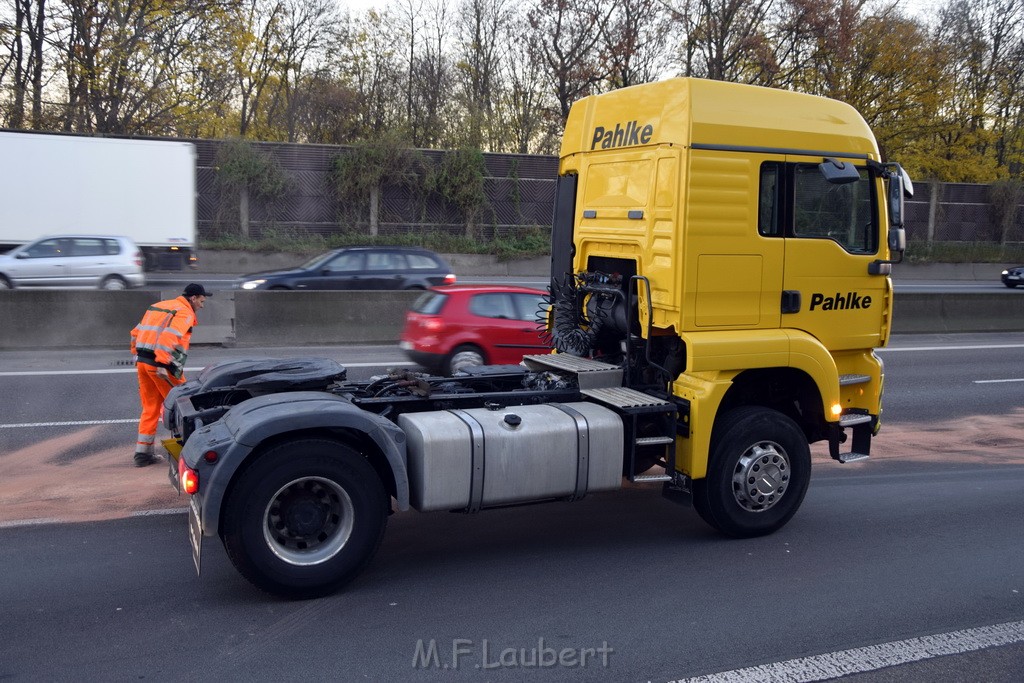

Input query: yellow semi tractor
[164,77,912,597]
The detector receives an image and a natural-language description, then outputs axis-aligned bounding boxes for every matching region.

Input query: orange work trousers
[135,364,185,455]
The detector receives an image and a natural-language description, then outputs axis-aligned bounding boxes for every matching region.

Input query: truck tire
[220,438,388,598]
[692,406,811,538]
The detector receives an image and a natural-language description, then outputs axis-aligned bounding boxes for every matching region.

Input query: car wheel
[99,275,128,290]
[269,285,290,290]
[0,275,12,290]
[445,345,486,375]
[220,438,389,598]
[692,406,811,538]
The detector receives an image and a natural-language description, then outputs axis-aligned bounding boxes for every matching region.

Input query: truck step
[522,354,623,389]
[633,474,672,483]
[839,374,872,385]
[635,436,675,446]
[837,452,869,464]
[839,413,873,427]
[581,386,673,411]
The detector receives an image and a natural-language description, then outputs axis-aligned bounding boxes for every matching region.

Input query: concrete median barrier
[891,293,1024,334]
[0,289,1021,350]
[232,290,422,346]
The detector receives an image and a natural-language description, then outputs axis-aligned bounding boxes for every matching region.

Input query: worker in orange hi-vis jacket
[130,283,212,467]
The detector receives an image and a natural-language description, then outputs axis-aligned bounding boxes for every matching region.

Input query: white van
[0,235,146,290]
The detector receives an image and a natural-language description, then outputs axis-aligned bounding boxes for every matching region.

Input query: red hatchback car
[400,285,551,375]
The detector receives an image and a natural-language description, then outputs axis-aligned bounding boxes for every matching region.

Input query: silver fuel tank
[398,402,624,512]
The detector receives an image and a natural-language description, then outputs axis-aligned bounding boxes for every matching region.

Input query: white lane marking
[878,343,1024,352]
[671,619,1024,683]
[0,508,188,530]
[0,418,137,429]
[0,517,61,529]
[133,508,188,517]
[974,378,1024,384]
[0,361,416,377]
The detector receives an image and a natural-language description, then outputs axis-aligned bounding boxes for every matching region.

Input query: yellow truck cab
[549,77,912,535]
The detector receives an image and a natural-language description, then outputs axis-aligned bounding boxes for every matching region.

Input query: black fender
[182,391,409,536]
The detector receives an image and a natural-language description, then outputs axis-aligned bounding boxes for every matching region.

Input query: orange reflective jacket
[130,295,197,378]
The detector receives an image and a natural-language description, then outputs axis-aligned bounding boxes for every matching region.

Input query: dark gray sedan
[1001,265,1023,288]
[236,246,456,290]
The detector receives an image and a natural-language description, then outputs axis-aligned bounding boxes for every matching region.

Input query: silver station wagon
[0,234,147,290]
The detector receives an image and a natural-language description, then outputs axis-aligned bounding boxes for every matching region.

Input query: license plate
[1010,275,1021,280]
[188,497,202,576]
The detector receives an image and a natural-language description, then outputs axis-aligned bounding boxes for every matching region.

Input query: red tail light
[134,250,143,267]
[422,317,445,333]
[178,455,199,495]
[443,273,457,285]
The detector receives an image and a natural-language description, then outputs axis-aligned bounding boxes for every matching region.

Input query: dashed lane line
[0,361,416,377]
[0,418,137,429]
[671,619,1024,683]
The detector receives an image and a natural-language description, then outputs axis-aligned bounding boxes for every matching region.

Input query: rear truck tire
[692,406,811,538]
[445,344,486,375]
[220,438,389,599]
[99,275,128,290]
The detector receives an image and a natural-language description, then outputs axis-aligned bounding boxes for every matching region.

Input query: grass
[904,241,1024,264]
[201,226,551,261]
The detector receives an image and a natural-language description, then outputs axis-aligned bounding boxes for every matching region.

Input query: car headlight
[1003,270,1009,276]
[240,279,266,290]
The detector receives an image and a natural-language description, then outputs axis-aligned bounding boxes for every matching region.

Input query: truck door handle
[781,290,801,314]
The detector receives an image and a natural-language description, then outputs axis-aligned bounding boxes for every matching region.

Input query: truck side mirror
[819,158,861,184]
[884,164,911,264]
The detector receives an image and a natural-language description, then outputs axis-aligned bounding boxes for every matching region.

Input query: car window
[323,252,364,272]
[512,294,548,322]
[469,293,516,319]
[412,291,447,314]
[69,238,107,257]
[407,253,440,269]
[367,252,407,271]
[24,239,66,258]
[103,239,122,255]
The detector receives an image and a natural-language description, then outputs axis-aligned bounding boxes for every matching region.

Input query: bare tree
[664,0,778,84]
[528,0,612,124]
[601,0,671,89]
[454,0,513,147]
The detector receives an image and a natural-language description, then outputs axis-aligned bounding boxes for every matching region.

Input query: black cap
[183,283,213,297]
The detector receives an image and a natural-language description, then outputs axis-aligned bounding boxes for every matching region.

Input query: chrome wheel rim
[263,476,355,566]
[731,441,791,512]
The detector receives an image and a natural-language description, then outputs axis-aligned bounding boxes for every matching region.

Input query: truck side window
[758,163,781,237]
[792,164,877,254]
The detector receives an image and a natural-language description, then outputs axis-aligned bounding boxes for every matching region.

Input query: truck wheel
[221,439,388,598]
[445,345,486,375]
[692,406,811,538]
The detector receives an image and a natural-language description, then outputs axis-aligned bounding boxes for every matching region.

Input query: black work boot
[133,452,161,467]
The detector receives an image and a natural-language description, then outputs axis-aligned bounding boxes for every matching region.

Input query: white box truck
[0,130,197,271]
